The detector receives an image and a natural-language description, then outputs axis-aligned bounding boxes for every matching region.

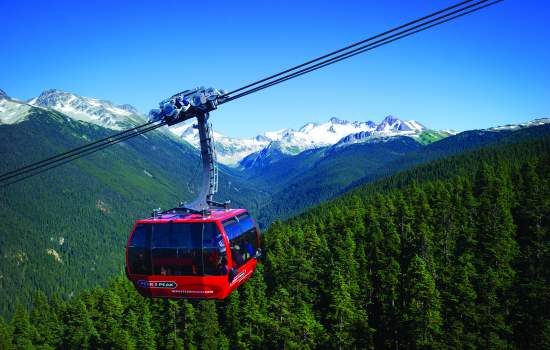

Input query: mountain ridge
[174,114,433,166]
[28,89,147,130]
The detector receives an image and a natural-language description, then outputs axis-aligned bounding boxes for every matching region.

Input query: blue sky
[1,0,549,137]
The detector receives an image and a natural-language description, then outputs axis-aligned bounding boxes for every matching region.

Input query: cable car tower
[149,87,229,214]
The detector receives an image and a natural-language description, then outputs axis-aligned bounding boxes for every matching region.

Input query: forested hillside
[254,122,550,225]
[2,133,548,349]
[0,108,268,317]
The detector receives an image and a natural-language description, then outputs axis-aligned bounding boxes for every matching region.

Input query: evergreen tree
[93,289,127,348]
[62,300,98,350]
[402,255,443,349]
[11,304,36,350]
[293,302,326,350]
[0,316,14,350]
[376,196,402,349]
[512,160,550,348]
[473,165,518,349]
[238,265,272,349]
[445,253,479,350]
[223,291,242,348]
[163,300,184,350]
[327,270,357,350]
[195,301,227,350]
[29,292,62,349]
[135,304,157,350]
[174,300,196,350]
[266,288,295,349]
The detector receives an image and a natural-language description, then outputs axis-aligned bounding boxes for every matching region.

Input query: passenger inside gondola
[217,256,228,275]
[223,213,260,269]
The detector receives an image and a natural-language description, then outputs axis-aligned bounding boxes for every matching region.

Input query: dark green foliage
[2,109,550,320]
[62,300,98,349]
[195,301,227,350]
[0,316,14,350]
[30,291,62,348]
[511,161,550,349]
[402,255,443,349]
[11,304,36,350]
[1,116,550,348]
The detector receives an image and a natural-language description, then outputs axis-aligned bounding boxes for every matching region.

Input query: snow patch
[170,122,270,165]
[0,99,32,124]
[29,89,146,130]
[487,118,550,131]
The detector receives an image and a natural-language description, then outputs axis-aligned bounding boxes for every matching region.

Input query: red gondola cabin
[125,208,261,299]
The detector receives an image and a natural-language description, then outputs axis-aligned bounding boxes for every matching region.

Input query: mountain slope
[28,89,147,130]
[1,88,548,319]
[4,130,549,349]
[0,92,32,124]
[261,133,550,349]
[252,121,550,225]
[0,107,266,316]
[243,137,419,224]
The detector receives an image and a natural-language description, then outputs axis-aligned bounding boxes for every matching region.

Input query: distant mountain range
[0,88,454,165]
[1,88,146,130]
[171,115,448,166]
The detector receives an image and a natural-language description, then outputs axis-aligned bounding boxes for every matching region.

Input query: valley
[1,88,549,318]
[2,125,549,349]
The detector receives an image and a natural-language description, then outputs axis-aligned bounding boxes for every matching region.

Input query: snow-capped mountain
[4,88,549,169]
[2,88,432,165]
[170,123,270,165]
[238,140,288,169]
[264,117,382,153]
[0,90,32,125]
[487,118,550,131]
[28,89,146,130]
[375,115,425,133]
[173,115,428,165]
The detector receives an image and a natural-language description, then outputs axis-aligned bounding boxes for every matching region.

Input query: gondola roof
[138,208,247,223]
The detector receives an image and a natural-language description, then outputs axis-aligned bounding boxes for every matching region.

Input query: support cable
[221,0,501,104]
[0,120,156,181]
[221,0,478,98]
[0,0,503,187]
[0,122,166,186]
